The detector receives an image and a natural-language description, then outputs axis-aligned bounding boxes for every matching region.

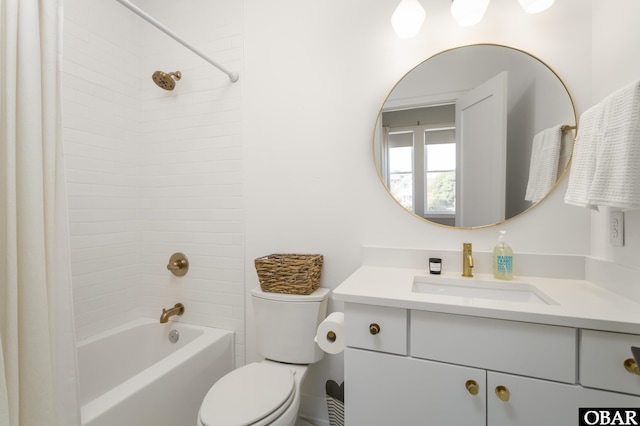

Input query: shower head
[152,70,182,91]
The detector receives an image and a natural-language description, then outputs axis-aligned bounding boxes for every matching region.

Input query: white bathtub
[78,318,234,426]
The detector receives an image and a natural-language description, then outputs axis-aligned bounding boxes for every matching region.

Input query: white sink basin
[412,276,557,305]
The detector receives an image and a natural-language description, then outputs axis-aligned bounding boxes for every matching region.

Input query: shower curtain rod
[115,0,239,83]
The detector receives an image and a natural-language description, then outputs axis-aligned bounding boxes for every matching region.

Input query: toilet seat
[199,362,295,426]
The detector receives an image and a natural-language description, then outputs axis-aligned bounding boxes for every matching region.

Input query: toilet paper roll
[315,312,345,354]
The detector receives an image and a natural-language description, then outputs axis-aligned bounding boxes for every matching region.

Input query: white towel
[525,125,564,203]
[587,80,640,209]
[565,80,640,210]
[564,104,604,209]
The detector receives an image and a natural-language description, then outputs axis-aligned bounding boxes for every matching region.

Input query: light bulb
[391,0,426,39]
[450,0,490,27]
[518,0,555,14]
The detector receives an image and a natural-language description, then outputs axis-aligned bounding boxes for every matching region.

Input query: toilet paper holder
[315,312,345,354]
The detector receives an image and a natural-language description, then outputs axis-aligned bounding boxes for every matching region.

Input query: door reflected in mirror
[374,44,576,229]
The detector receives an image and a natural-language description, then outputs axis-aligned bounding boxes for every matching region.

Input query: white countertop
[332,265,640,334]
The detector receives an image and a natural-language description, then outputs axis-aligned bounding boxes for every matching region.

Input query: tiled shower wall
[62,0,244,365]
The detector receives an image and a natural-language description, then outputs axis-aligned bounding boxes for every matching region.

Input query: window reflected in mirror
[383,104,457,226]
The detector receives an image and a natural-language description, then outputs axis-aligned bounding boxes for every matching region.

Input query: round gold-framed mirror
[373,44,576,229]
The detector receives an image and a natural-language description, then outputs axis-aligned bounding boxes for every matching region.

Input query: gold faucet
[160,303,185,323]
[462,243,474,277]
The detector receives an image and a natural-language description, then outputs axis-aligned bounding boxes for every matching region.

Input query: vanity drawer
[411,311,577,383]
[344,303,407,355]
[580,329,640,396]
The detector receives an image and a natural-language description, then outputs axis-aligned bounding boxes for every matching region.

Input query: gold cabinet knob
[624,358,640,375]
[465,380,479,395]
[495,385,510,402]
[369,323,381,335]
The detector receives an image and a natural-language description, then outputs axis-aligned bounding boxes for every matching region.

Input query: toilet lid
[199,362,295,426]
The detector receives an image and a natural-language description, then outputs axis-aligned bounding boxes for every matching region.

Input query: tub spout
[160,303,185,323]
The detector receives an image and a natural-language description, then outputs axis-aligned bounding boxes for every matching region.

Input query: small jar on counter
[429,258,442,275]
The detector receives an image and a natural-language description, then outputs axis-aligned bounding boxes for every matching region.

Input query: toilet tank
[251,287,330,364]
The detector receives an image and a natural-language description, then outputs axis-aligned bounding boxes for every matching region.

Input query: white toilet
[197,287,330,426]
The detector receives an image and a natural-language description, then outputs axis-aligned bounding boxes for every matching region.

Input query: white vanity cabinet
[409,311,577,383]
[411,310,580,426]
[487,371,581,425]
[573,329,640,419]
[484,372,640,425]
[343,303,487,425]
[345,348,486,425]
[580,329,640,396]
[343,303,640,426]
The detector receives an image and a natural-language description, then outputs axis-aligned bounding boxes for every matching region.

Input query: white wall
[244,0,597,422]
[136,0,245,367]
[590,0,640,267]
[63,0,245,365]
[63,0,143,339]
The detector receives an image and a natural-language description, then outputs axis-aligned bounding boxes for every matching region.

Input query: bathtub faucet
[160,303,185,323]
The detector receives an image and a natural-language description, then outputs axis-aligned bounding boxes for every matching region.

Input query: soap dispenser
[493,231,513,280]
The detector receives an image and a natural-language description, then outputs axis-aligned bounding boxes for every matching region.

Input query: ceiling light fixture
[450,0,490,27]
[391,0,426,39]
[392,0,556,37]
[518,0,555,14]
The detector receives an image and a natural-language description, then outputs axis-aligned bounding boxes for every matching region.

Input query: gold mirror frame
[373,44,577,229]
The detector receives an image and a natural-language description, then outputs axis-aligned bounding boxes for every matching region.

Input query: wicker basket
[254,254,323,295]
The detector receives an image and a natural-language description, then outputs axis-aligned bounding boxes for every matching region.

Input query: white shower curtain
[0,1,80,425]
